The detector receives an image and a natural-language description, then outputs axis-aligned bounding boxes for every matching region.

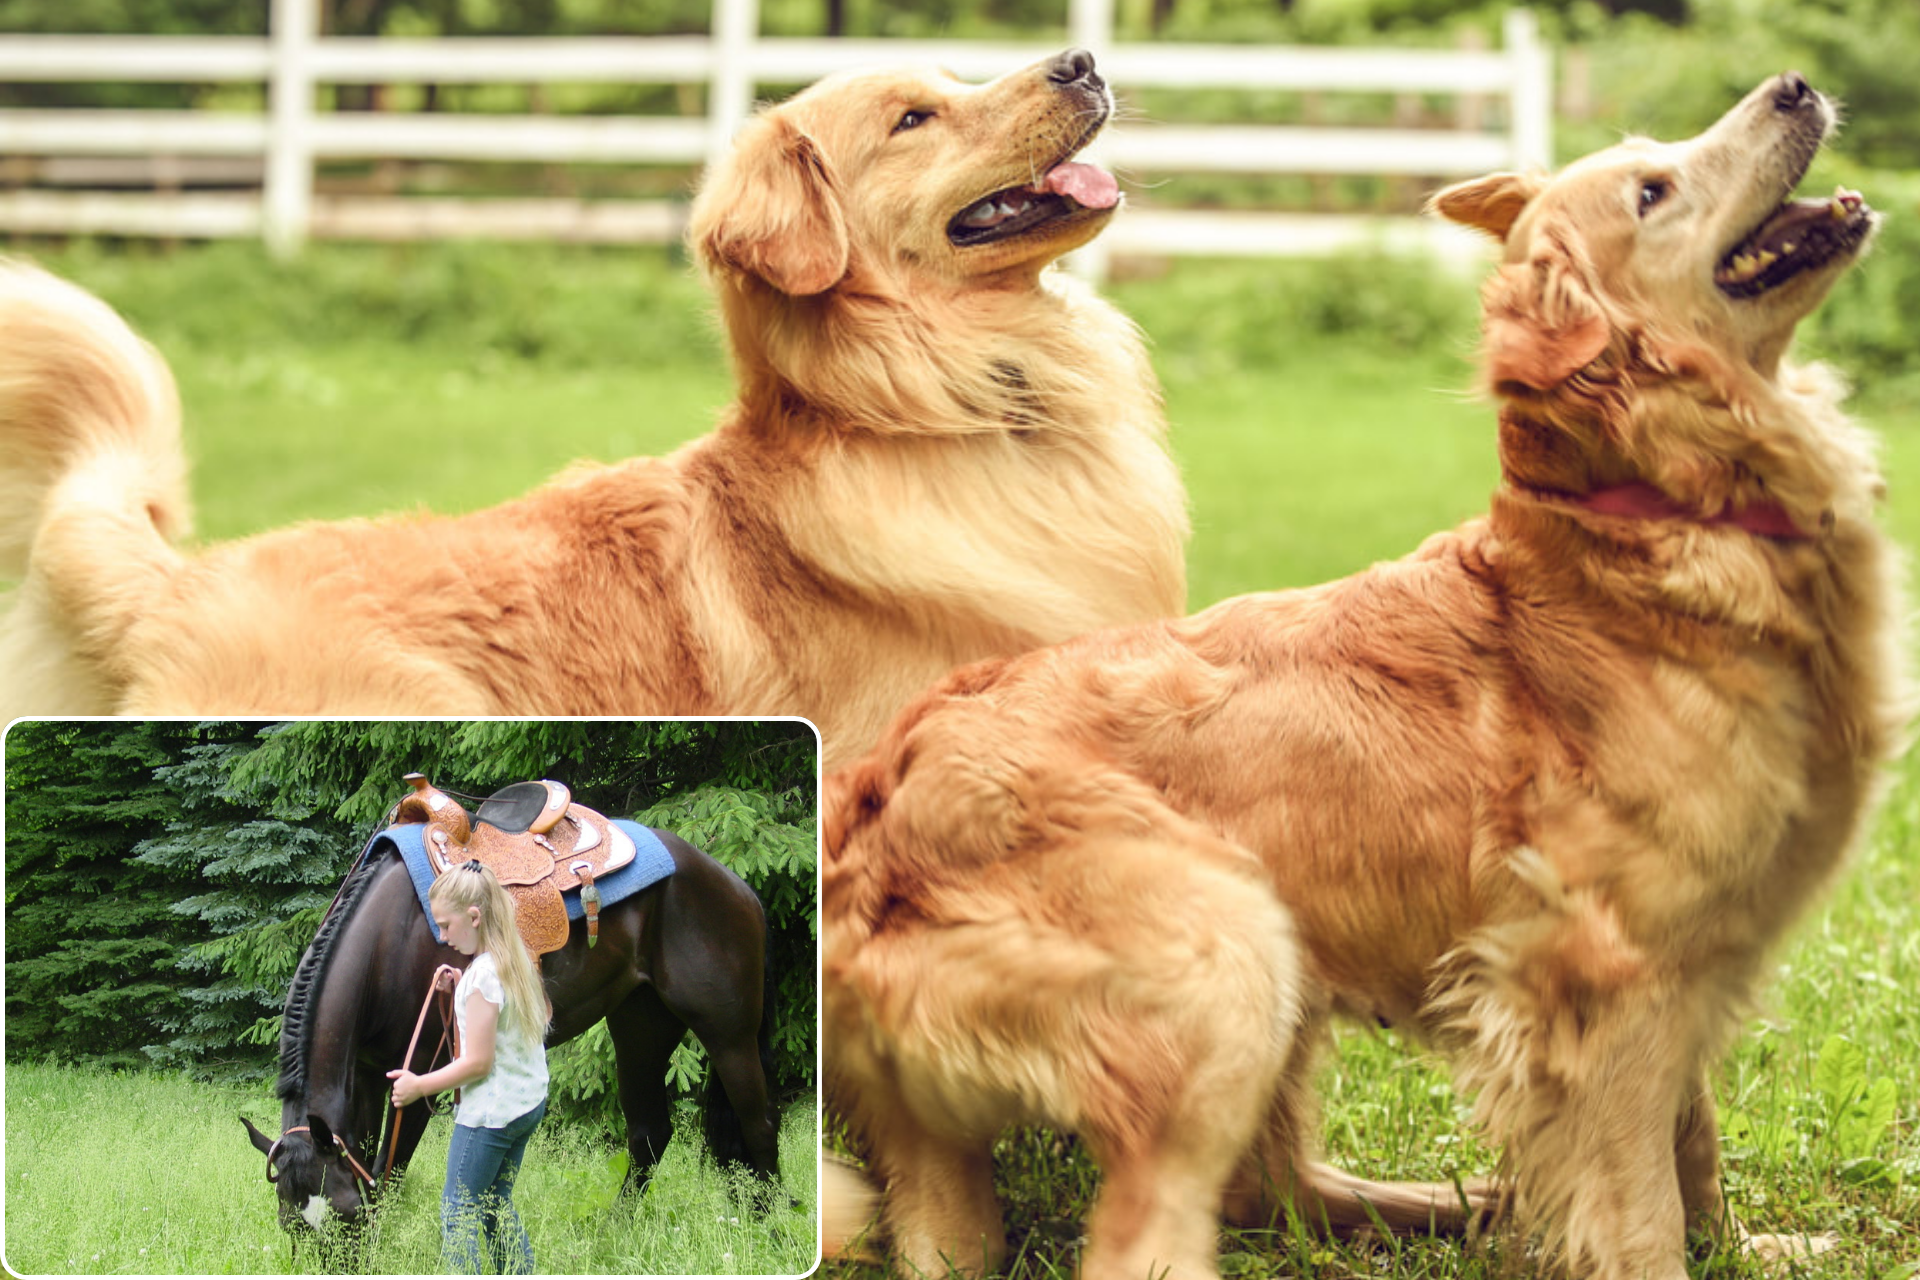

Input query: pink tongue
[1042,161,1119,210]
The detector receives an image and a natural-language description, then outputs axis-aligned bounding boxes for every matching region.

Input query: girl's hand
[388,1068,424,1107]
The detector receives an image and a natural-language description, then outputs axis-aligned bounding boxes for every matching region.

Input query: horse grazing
[240,785,784,1239]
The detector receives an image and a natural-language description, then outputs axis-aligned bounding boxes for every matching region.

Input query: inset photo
[3,717,819,1277]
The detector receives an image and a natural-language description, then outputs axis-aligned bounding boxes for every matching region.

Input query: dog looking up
[824,72,1906,1280]
[0,50,1186,769]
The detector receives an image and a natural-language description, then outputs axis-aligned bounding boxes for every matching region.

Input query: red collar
[1531,481,1816,542]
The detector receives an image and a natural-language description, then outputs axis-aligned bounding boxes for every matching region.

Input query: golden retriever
[823,72,1905,1280]
[0,50,1186,769]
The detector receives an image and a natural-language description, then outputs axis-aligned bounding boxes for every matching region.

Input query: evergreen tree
[4,722,244,1067]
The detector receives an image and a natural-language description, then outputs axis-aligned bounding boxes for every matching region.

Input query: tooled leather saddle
[387,773,637,958]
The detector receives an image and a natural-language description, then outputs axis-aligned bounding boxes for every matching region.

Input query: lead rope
[378,963,465,1185]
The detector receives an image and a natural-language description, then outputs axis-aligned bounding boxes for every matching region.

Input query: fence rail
[0,0,1549,268]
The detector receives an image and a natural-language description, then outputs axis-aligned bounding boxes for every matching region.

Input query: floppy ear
[1479,249,1611,392]
[691,113,850,296]
[1428,171,1548,241]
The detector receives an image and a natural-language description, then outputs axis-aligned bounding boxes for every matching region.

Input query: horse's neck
[291,860,423,1131]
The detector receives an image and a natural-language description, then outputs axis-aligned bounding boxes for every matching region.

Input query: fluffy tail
[0,258,190,714]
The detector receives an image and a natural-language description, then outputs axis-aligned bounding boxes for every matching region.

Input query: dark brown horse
[240,821,783,1238]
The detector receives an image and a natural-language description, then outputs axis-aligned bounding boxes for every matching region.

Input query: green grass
[1,1060,819,1275]
[7,241,1919,1276]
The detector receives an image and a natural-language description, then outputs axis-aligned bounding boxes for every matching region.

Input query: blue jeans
[441,1100,545,1274]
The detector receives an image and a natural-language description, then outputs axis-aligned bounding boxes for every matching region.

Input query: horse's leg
[698,1023,783,1181]
[607,983,689,1194]
[652,856,784,1184]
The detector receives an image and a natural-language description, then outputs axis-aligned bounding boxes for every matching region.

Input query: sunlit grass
[2,1060,818,1276]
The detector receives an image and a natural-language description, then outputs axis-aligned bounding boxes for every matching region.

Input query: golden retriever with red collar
[0,50,1185,769]
[824,73,1905,1280]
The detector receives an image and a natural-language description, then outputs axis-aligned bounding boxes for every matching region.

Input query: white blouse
[452,950,550,1128]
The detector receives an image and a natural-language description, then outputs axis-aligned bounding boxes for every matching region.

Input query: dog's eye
[893,110,933,134]
[1638,179,1671,215]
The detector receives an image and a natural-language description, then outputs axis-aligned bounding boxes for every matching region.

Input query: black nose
[1773,71,1814,111]
[1048,48,1097,86]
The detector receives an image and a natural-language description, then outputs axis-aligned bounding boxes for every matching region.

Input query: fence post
[1065,0,1117,284]
[264,0,316,258]
[709,0,758,160]
[1505,7,1552,171]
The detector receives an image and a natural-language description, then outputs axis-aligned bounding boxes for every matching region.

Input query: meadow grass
[1,1059,819,1276]
[5,242,1918,1275]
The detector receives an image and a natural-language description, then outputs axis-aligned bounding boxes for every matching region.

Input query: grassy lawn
[9,242,1918,1275]
[1,1061,818,1275]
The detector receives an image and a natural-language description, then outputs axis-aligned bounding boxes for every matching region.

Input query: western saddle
[388,773,638,958]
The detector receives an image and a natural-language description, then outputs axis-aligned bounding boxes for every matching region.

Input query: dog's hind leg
[1224,1002,1501,1239]
[1675,1070,1727,1244]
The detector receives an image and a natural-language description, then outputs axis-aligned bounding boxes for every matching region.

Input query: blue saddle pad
[375,819,676,945]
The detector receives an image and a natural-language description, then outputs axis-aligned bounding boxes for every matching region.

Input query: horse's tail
[701,912,779,1172]
[0,258,191,715]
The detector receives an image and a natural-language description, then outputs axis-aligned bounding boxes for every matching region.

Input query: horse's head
[240,1113,374,1233]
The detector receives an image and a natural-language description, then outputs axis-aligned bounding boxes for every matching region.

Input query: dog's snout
[1047,48,1097,87]
[1772,71,1814,112]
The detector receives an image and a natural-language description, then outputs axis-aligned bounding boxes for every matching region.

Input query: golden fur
[0,52,1186,769]
[823,74,1907,1280]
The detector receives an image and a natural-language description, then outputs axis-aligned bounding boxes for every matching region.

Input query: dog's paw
[821,1155,883,1264]
[1740,1230,1839,1267]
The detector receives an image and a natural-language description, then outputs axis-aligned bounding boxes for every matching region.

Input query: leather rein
[260,963,463,1201]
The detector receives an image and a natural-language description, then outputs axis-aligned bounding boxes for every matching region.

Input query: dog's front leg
[875,1126,1006,1279]
[1487,978,1696,1280]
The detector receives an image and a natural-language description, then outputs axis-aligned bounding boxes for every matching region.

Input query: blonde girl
[388,860,552,1274]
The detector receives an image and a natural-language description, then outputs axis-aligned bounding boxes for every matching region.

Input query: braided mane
[276,847,387,1102]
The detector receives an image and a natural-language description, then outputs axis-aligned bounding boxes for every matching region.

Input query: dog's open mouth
[1715,186,1873,297]
[948,159,1119,247]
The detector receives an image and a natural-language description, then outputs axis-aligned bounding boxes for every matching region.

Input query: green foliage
[1113,253,1479,377]
[1811,1035,1899,1188]
[1552,0,1920,170]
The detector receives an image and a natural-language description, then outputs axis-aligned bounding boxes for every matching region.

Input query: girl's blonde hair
[430,861,552,1047]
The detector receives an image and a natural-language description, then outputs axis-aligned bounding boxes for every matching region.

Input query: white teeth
[959,193,1035,230]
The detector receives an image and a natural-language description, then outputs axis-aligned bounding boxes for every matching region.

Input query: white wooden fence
[0,0,1549,268]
